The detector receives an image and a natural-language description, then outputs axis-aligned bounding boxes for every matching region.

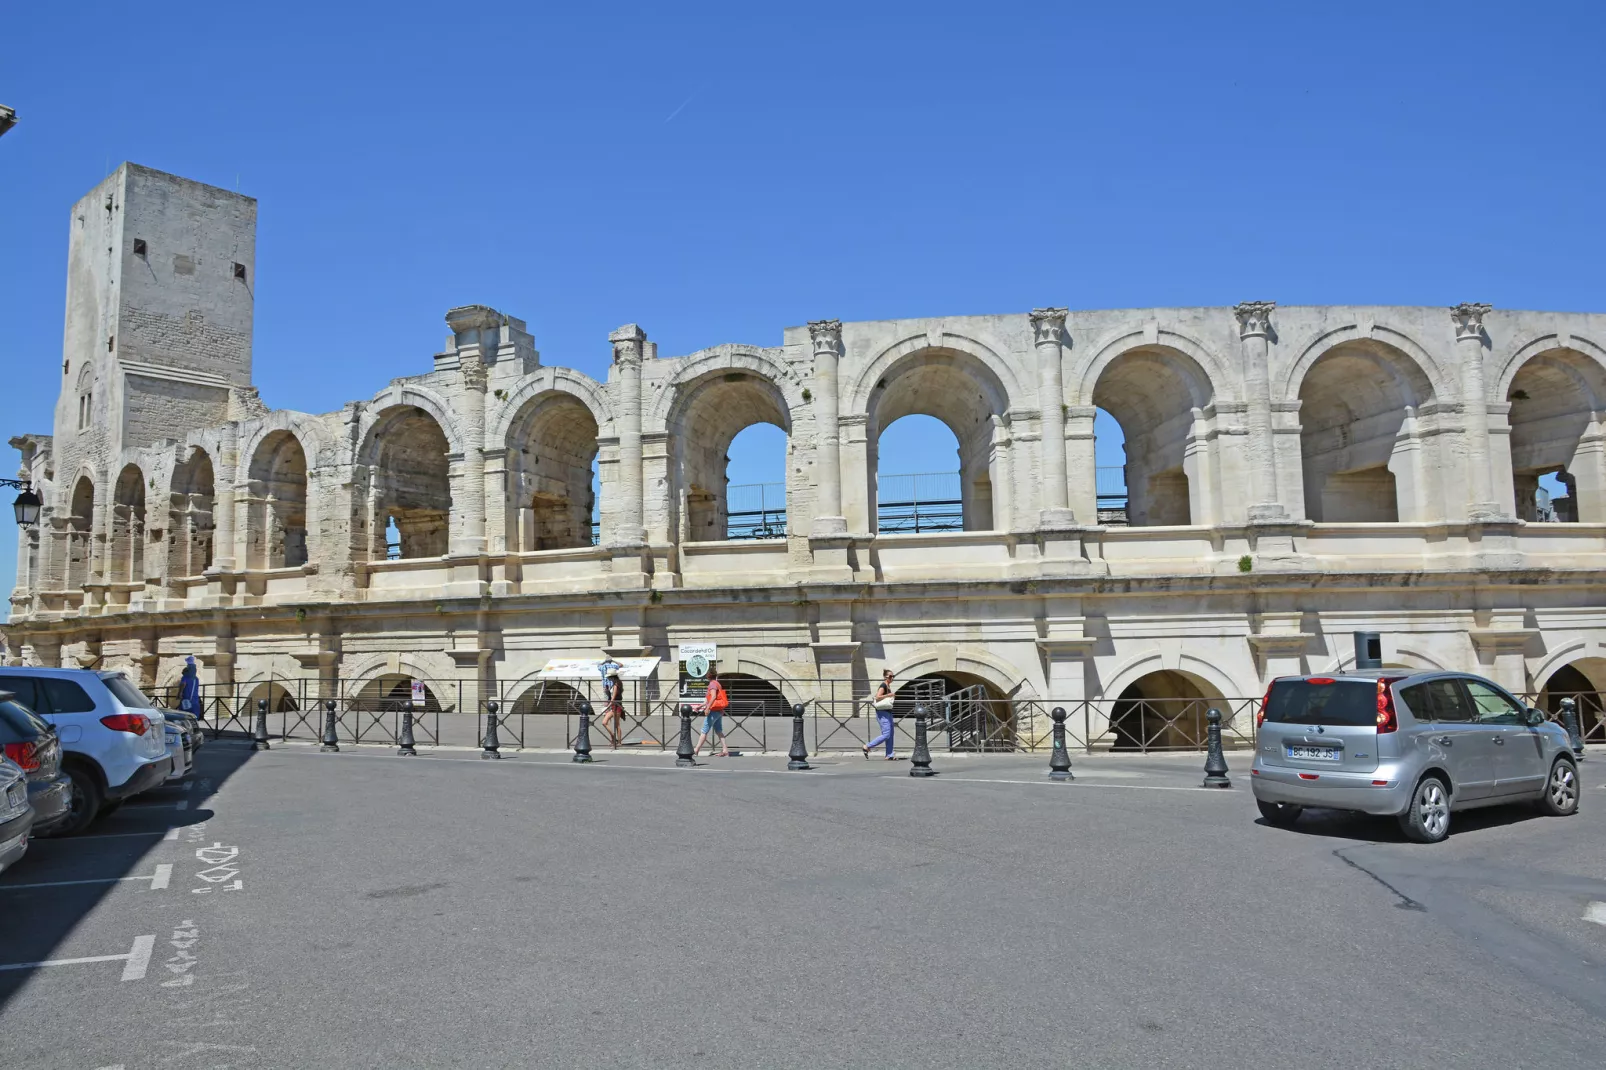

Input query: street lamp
[2,479,40,527]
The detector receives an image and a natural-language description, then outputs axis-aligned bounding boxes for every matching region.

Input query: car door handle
[1433,736,1452,746]
[1491,735,1505,745]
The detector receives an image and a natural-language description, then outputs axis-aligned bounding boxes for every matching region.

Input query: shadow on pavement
[0,740,259,1004]
[1259,799,1548,843]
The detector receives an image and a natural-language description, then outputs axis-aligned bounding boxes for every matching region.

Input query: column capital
[1029,307,1068,346]
[1233,301,1276,340]
[807,319,842,357]
[610,323,646,364]
[1450,302,1493,342]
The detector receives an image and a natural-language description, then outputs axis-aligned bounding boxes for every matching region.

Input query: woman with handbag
[692,667,731,758]
[863,669,898,760]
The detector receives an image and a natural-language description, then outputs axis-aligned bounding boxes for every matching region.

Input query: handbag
[873,695,895,711]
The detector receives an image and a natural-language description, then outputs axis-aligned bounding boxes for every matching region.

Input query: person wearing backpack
[692,667,731,758]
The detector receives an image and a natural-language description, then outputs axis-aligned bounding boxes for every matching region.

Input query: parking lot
[1,740,1603,1069]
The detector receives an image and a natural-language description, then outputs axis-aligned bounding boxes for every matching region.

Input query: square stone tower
[55,163,256,479]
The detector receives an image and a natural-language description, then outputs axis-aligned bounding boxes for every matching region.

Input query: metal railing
[876,472,963,534]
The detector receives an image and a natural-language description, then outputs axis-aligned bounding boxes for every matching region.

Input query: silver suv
[1250,670,1580,842]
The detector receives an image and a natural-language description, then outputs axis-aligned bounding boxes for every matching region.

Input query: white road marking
[149,864,172,890]
[1,863,176,892]
[163,827,180,841]
[1586,902,1606,927]
[0,934,156,981]
[882,774,1235,794]
[174,799,189,811]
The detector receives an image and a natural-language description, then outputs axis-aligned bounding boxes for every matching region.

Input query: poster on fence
[536,657,660,680]
[410,679,426,708]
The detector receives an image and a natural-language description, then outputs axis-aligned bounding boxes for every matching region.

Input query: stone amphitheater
[7,163,1606,749]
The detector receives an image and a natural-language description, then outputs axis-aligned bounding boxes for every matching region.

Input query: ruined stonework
[8,165,1606,744]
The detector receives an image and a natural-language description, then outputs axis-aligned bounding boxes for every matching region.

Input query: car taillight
[1375,677,1404,733]
[1307,677,1336,685]
[2,740,40,773]
[100,713,150,736]
[1257,683,1273,727]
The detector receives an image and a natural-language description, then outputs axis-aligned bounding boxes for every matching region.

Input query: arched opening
[669,371,790,543]
[169,448,215,579]
[365,407,452,560]
[244,681,299,714]
[877,416,964,533]
[352,674,444,713]
[509,679,588,717]
[1506,349,1606,523]
[110,464,146,584]
[1093,408,1129,525]
[724,424,789,539]
[708,672,791,717]
[1091,348,1213,527]
[1299,342,1436,523]
[1539,661,1605,744]
[1108,670,1224,751]
[66,475,94,590]
[247,431,309,570]
[894,671,1014,750]
[506,394,599,551]
[869,349,1007,533]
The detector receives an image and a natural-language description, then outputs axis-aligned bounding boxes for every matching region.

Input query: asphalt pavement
[1,741,1603,1069]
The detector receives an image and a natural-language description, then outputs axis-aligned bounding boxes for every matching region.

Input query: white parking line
[0,934,155,981]
[1,863,172,892]
[174,799,189,811]
[1586,902,1606,927]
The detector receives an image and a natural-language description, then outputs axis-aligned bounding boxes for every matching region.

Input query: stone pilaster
[1234,301,1286,521]
[1451,303,1503,519]
[211,421,239,572]
[608,325,647,549]
[808,319,848,537]
[1029,308,1074,528]
[452,356,489,556]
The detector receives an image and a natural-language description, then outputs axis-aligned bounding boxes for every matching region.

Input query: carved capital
[1029,307,1068,347]
[609,323,646,365]
[807,319,842,358]
[1233,300,1276,340]
[459,357,489,391]
[1450,302,1493,342]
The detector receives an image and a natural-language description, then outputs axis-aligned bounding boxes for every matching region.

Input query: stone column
[608,325,647,548]
[452,356,489,556]
[808,320,848,536]
[1029,308,1074,528]
[1451,303,1502,518]
[1234,301,1286,520]
[212,422,239,572]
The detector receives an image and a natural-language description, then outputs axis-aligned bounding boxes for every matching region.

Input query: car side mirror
[1524,707,1547,728]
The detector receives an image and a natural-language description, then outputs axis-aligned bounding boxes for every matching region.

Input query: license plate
[1286,745,1340,761]
[6,785,21,810]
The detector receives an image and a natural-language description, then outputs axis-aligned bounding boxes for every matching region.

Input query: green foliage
[1237,554,1253,573]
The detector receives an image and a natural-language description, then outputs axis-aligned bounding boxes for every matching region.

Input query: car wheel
[98,799,123,817]
[61,765,104,836]
[1536,758,1580,817]
[1398,775,1451,843]
[1257,799,1304,827]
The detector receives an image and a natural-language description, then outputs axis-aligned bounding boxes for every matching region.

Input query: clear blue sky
[3,1,1603,612]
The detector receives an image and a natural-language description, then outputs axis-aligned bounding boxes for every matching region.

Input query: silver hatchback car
[1250,670,1580,842]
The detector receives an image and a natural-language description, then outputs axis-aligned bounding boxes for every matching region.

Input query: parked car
[0,756,33,875]
[162,714,193,782]
[1251,670,1580,842]
[164,708,204,753]
[0,691,73,836]
[0,668,172,835]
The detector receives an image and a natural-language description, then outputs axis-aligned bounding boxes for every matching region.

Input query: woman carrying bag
[863,669,898,760]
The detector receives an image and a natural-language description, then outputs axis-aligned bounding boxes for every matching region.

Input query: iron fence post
[482,700,503,759]
[320,699,339,753]
[1049,706,1073,781]
[1560,697,1586,759]
[574,701,594,763]
[675,704,696,767]
[252,698,270,751]
[397,708,418,757]
[787,703,811,771]
[1203,707,1231,788]
[909,705,936,777]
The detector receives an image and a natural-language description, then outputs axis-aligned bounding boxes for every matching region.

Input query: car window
[102,675,156,709]
[1400,679,1472,723]
[39,678,97,714]
[1263,679,1378,726]
[0,676,43,713]
[0,698,51,736]
[1464,679,1524,726]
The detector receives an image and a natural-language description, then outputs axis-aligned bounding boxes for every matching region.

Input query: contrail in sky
[664,85,705,124]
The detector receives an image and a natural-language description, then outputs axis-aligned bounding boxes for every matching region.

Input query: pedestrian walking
[599,666,625,748]
[178,655,202,719]
[692,667,731,758]
[863,669,898,760]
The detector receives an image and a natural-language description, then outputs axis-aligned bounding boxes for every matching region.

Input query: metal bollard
[1049,706,1073,781]
[252,698,271,751]
[396,708,418,757]
[1202,707,1231,788]
[320,699,339,753]
[481,700,503,759]
[574,701,595,763]
[787,703,811,771]
[1560,697,1586,760]
[909,705,937,778]
[675,704,697,767]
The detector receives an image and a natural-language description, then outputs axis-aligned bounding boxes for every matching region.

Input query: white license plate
[1286,745,1340,761]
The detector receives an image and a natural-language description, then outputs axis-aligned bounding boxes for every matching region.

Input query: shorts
[701,711,725,734]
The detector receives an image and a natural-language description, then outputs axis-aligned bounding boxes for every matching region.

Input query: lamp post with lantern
[3,479,42,528]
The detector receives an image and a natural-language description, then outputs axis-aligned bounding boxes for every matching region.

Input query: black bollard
[1560,697,1586,760]
[1202,707,1231,788]
[909,705,937,778]
[252,698,271,751]
[574,701,595,763]
[397,708,418,757]
[481,700,503,760]
[675,703,697,767]
[1049,706,1073,781]
[787,702,811,771]
[320,699,340,753]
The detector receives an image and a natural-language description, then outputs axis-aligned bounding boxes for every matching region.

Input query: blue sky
[3,1,1603,610]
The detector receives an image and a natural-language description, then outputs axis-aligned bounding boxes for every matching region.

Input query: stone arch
[663,357,794,542]
[1499,342,1606,522]
[503,390,601,551]
[244,680,301,714]
[1105,667,1225,750]
[358,404,454,560]
[1069,325,1236,408]
[1535,653,1606,743]
[649,348,802,426]
[351,674,445,713]
[845,330,1024,415]
[1279,323,1455,405]
[488,367,613,444]
[238,411,334,475]
[359,384,466,458]
[508,678,588,717]
[1099,650,1254,707]
[65,470,96,590]
[168,446,215,580]
[885,645,1035,700]
[245,430,309,569]
[109,463,147,584]
[1318,644,1448,674]
[1294,334,1441,523]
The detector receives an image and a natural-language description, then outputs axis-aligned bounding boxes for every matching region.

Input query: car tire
[1536,758,1580,817]
[1398,775,1451,843]
[61,765,104,836]
[1256,800,1304,827]
[98,799,123,817]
